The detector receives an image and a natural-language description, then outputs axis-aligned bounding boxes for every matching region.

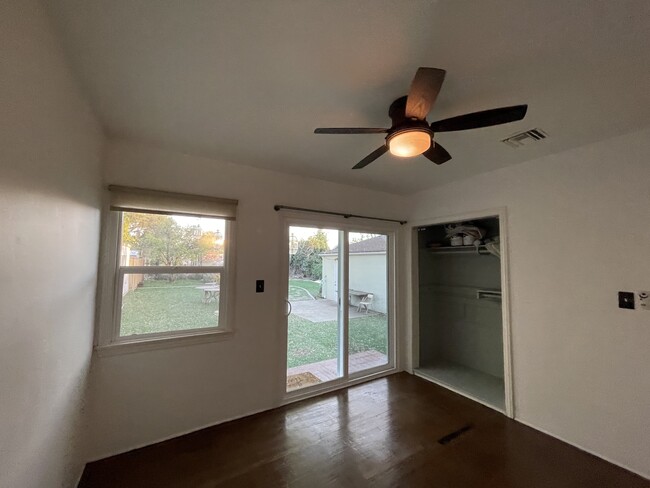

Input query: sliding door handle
[285,299,292,316]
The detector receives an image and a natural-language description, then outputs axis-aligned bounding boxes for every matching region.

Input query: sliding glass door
[286,226,343,391]
[348,232,389,374]
[285,225,392,393]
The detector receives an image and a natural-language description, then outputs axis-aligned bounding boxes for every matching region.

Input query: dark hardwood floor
[79,373,648,487]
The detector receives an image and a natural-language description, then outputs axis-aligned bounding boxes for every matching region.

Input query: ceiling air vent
[502,128,548,148]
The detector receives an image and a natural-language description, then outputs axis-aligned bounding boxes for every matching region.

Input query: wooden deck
[287,350,387,390]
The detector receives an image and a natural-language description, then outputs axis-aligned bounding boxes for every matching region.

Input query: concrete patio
[291,298,380,323]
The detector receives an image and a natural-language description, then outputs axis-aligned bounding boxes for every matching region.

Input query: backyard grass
[289,279,321,300]
[287,314,388,368]
[121,278,387,368]
[287,278,387,368]
[121,278,218,336]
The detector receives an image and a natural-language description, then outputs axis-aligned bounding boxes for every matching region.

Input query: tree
[197,230,224,265]
[121,213,228,283]
[123,214,200,265]
[307,230,329,251]
[138,217,195,266]
[290,230,329,280]
[121,213,170,249]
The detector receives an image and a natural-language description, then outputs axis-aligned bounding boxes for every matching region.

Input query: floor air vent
[502,128,548,148]
[437,424,473,445]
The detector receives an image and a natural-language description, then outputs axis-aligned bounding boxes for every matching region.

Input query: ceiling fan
[314,67,528,169]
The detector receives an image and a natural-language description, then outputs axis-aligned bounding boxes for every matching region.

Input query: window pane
[286,226,342,391]
[120,212,226,266]
[348,232,389,374]
[120,273,221,336]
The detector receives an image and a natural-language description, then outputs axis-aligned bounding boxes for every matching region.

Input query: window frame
[95,207,236,356]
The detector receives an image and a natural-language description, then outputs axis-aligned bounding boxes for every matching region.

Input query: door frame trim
[278,213,399,403]
[407,207,515,418]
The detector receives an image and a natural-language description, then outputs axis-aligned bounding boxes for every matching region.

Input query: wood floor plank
[79,373,649,488]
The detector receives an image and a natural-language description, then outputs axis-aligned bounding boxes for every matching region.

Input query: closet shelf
[427,245,491,255]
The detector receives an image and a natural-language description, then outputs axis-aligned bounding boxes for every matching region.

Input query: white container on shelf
[450,236,463,246]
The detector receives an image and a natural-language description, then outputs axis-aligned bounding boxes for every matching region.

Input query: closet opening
[413,213,512,414]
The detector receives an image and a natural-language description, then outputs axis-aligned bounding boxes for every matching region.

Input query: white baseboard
[74,468,84,488]
[84,368,401,465]
[82,371,647,484]
[515,418,649,481]
[407,371,648,481]
[84,404,273,464]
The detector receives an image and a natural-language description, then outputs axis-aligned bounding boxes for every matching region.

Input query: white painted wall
[407,127,650,477]
[0,1,104,486]
[86,139,410,460]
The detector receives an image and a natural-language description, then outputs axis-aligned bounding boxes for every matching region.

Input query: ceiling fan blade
[352,145,389,170]
[314,128,388,134]
[423,142,452,165]
[430,105,528,132]
[405,67,447,120]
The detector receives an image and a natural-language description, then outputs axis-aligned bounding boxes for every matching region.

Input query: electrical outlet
[637,291,649,311]
[618,291,635,310]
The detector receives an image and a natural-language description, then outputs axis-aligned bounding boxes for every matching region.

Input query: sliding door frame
[278,213,398,404]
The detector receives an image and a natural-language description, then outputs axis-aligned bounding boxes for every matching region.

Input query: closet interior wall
[416,216,505,411]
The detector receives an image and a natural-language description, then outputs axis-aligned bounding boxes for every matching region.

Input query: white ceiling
[45,0,650,195]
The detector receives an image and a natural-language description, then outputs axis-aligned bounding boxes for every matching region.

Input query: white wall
[86,139,410,460]
[407,127,650,477]
[0,1,104,486]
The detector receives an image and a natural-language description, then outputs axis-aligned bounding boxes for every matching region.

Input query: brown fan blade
[314,128,389,134]
[404,67,446,120]
[430,105,528,132]
[423,142,452,165]
[352,145,389,170]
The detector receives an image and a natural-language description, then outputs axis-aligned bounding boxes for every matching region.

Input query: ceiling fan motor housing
[387,96,432,135]
[388,96,412,126]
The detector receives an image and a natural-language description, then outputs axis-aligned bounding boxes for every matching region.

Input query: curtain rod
[273,205,407,225]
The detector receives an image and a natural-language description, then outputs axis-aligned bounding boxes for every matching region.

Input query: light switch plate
[618,291,635,310]
[637,291,649,310]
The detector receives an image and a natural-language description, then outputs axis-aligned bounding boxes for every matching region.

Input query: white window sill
[94,329,234,357]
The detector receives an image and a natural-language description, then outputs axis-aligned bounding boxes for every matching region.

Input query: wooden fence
[128,256,144,290]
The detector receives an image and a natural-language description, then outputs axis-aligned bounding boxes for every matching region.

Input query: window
[98,186,237,352]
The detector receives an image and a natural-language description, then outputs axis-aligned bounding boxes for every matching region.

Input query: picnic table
[348,289,369,306]
[196,283,220,303]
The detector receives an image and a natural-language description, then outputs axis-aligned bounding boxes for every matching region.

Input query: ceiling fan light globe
[388,130,431,158]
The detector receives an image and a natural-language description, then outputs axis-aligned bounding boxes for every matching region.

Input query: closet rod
[273,205,407,225]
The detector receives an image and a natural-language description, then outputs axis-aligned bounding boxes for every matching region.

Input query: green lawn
[287,313,388,368]
[289,279,321,300]
[121,278,218,336]
[121,278,387,369]
[286,279,387,368]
